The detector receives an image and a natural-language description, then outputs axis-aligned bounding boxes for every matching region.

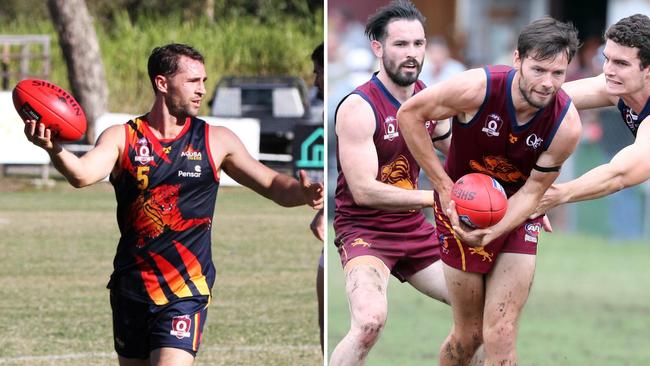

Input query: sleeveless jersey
[334,73,436,233]
[617,96,650,137]
[109,116,219,305]
[445,65,572,196]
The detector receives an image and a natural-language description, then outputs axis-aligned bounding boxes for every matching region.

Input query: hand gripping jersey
[617,96,650,137]
[109,116,219,305]
[445,65,572,196]
[334,73,436,233]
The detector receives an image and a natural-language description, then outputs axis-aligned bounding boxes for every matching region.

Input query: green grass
[0,180,322,365]
[327,227,650,365]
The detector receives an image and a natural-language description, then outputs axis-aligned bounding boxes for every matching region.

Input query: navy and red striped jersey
[334,73,436,233]
[445,65,572,196]
[109,116,219,305]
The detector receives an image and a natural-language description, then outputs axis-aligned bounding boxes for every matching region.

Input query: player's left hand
[447,200,493,247]
[299,170,324,210]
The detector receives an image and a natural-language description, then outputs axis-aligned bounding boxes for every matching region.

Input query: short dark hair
[311,43,324,68]
[517,17,580,63]
[147,43,204,92]
[605,14,650,69]
[364,0,425,42]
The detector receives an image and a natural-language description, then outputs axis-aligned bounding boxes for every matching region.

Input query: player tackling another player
[21,43,323,366]
[398,17,581,365]
[533,14,650,216]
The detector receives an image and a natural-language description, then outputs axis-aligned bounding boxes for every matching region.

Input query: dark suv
[209,76,321,159]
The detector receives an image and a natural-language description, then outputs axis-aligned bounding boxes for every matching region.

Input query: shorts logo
[524,223,541,243]
[170,315,192,339]
[469,247,493,262]
[383,116,399,141]
[351,238,371,248]
[481,114,503,137]
[135,137,154,165]
[439,234,448,249]
[526,134,543,149]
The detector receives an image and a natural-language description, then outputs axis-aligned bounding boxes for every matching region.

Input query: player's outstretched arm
[336,94,433,210]
[562,74,616,110]
[23,120,122,187]
[397,68,486,213]
[214,126,323,209]
[539,117,650,212]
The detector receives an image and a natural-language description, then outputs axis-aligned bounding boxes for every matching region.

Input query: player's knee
[353,311,386,348]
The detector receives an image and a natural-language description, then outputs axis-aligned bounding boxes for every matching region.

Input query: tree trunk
[47,0,108,144]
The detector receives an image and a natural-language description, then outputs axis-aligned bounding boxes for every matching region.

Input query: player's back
[334,73,434,233]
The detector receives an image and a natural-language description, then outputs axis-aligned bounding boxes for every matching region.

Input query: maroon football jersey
[334,73,436,233]
[445,65,572,196]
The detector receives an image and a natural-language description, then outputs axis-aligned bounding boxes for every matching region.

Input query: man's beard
[384,57,422,87]
[518,70,554,109]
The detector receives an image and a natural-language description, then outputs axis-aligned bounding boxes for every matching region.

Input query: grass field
[0,179,322,365]
[327,226,650,365]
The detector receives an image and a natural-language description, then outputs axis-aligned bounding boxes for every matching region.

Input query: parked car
[209,76,321,160]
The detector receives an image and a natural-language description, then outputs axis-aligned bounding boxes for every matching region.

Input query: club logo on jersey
[509,133,518,144]
[351,238,371,247]
[481,114,503,137]
[470,155,526,183]
[624,107,639,133]
[524,222,541,243]
[526,134,544,149]
[170,315,192,339]
[439,234,449,249]
[383,116,399,141]
[128,184,212,247]
[135,137,154,165]
[163,146,172,154]
[380,155,414,189]
[181,145,202,160]
[178,165,202,178]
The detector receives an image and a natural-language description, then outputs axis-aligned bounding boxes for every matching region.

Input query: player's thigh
[443,262,485,325]
[484,252,536,326]
[343,255,390,322]
[150,347,195,366]
[118,356,148,366]
[407,259,449,304]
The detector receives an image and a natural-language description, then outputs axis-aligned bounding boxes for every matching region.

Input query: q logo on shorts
[170,315,192,339]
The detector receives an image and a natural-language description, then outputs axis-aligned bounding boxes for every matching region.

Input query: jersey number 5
[137,166,150,190]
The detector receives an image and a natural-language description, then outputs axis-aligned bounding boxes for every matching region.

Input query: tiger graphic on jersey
[380,155,414,189]
[128,184,211,248]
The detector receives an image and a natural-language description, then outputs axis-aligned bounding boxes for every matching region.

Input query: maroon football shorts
[434,192,542,274]
[334,219,440,282]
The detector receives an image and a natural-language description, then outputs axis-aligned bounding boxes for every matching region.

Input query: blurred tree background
[0,0,323,114]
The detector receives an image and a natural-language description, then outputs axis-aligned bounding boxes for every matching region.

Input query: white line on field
[0,344,318,364]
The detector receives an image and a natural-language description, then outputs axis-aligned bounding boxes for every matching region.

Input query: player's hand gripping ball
[451,173,508,229]
[12,79,87,141]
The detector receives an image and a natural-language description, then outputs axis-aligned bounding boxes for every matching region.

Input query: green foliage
[0,9,323,114]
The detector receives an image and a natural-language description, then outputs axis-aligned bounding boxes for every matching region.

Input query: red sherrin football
[12,79,87,141]
[451,173,508,229]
